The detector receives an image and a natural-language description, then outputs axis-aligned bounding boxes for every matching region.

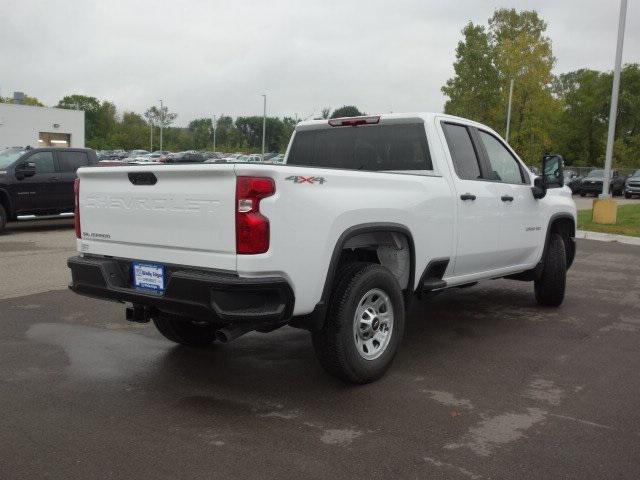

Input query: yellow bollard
[592,198,618,224]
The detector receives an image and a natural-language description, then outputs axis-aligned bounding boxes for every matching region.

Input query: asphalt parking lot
[1,221,640,479]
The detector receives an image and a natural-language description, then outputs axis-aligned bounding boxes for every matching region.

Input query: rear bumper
[67,255,294,325]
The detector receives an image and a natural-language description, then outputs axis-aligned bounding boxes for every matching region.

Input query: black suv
[579,169,626,197]
[0,147,98,233]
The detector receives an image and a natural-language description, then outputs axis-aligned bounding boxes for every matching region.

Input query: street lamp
[261,95,266,161]
[601,0,628,199]
[505,79,514,143]
[212,114,217,152]
[159,99,164,152]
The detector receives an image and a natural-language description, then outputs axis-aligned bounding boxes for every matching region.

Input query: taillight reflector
[236,176,275,254]
[328,116,380,127]
[74,178,81,239]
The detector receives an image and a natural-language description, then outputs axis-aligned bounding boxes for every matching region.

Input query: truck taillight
[236,176,275,254]
[74,178,81,239]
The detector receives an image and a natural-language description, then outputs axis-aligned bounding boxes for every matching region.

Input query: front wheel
[153,313,217,347]
[534,233,567,307]
[312,262,405,384]
[625,193,632,199]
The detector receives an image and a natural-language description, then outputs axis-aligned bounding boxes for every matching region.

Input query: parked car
[0,147,98,233]
[564,170,583,194]
[127,149,150,158]
[68,113,576,384]
[624,169,640,198]
[161,152,205,163]
[579,169,626,196]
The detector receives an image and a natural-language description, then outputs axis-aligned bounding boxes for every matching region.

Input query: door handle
[501,195,514,202]
[460,193,476,201]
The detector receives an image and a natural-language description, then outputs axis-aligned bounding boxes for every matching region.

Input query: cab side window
[442,123,482,180]
[27,151,55,174]
[478,131,524,184]
[58,151,89,172]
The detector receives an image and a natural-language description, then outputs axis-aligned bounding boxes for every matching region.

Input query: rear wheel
[534,233,567,307]
[580,192,586,197]
[312,262,405,384]
[625,193,632,199]
[0,204,6,234]
[153,312,217,347]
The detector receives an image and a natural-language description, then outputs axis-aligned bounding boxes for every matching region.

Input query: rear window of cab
[287,124,433,171]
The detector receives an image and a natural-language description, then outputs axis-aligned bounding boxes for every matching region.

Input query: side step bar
[16,212,74,221]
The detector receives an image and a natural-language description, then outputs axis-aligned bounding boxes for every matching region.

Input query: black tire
[580,192,586,197]
[534,233,567,307]
[152,312,217,347]
[0,204,6,234]
[625,193,632,199]
[312,262,405,384]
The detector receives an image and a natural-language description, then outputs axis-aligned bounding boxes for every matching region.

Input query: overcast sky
[1,0,638,125]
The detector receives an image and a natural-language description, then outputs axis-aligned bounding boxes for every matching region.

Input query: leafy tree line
[2,93,364,153]
[442,8,640,169]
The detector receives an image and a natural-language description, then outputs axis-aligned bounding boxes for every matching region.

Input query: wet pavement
[1,233,640,479]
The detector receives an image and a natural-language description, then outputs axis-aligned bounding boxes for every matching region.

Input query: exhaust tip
[215,325,254,343]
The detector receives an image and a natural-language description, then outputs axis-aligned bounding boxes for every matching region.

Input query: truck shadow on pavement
[2,218,74,235]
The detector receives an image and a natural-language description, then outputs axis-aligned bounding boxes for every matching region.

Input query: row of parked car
[563,168,640,198]
[96,150,285,165]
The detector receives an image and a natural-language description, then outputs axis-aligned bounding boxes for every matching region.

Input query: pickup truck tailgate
[77,164,237,271]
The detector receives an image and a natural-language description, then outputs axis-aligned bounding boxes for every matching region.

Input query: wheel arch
[0,188,13,219]
[291,222,415,331]
[547,213,576,269]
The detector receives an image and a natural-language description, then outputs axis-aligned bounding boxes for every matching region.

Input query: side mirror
[532,176,547,199]
[15,162,36,179]
[542,154,564,189]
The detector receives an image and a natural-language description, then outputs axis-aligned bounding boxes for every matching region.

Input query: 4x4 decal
[285,175,327,185]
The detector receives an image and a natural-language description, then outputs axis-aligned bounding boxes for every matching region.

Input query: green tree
[57,95,117,147]
[442,9,560,165]
[188,118,213,149]
[330,106,364,118]
[0,94,44,106]
[235,116,286,151]
[489,9,560,164]
[442,22,500,126]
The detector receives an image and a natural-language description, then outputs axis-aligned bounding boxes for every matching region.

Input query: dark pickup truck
[0,147,98,233]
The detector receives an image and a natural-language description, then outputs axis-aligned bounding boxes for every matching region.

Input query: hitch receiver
[126,305,153,323]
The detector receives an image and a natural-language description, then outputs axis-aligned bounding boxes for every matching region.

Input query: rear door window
[441,123,482,180]
[287,123,432,171]
[57,151,89,172]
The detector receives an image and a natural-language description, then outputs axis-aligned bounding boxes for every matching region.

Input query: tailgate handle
[128,172,157,186]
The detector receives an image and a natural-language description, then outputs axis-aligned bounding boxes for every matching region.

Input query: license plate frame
[132,262,165,292]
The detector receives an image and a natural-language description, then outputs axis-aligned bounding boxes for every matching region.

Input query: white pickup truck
[68,113,576,383]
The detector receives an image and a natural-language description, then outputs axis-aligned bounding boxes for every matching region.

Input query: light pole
[261,95,266,161]
[159,99,164,152]
[601,0,628,199]
[505,79,514,143]
[150,120,153,152]
[212,114,217,152]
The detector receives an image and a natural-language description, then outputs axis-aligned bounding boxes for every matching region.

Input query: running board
[16,212,74,221]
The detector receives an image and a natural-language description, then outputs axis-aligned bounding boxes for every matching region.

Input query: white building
[0,103,85,149]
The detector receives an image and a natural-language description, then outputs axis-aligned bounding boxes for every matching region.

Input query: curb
[576,229,640,246]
